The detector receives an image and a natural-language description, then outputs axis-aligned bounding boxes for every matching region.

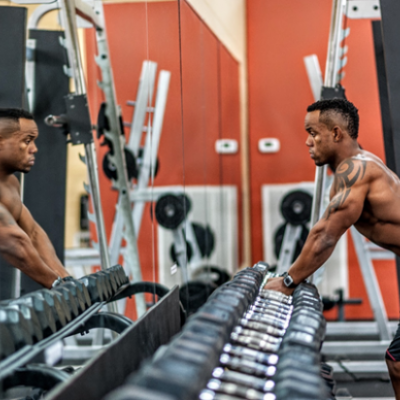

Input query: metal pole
[93,0,146,316]
[59,0,117,315]
[310,0,347,228]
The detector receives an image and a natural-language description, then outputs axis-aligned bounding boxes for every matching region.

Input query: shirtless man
[263,98,400,396]
[0,108,69,290]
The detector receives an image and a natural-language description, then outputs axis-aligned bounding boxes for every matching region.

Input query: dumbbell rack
[103,262,331,400]
[0,266,131,392]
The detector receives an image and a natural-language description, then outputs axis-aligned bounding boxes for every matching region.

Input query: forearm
[0,232,59,288]
[288,227,338,284]
[30,224,69,278]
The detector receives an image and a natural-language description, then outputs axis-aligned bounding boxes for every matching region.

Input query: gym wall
[247,0,399,320]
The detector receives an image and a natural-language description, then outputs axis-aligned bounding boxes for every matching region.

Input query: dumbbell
[243,311,289,330]
[210,288,252,311]
[211,367,275,393]
[200,299,244,322]
[92,271,113,299]
[274,366,329,396]
[0,307,33,350]
[12,294,57,338]
[193,304,237,333]
[165,339,220,368]
[33,289,68,329]
[53,286,80,320]
[235,268,264,284]
[231,326,282,346]
[210,293,248,318]
[2,302,43,343]
[132,351,211,400]
[110,264,129,285]
[0,324,16,360]
[258,290,292,304]
[200,388,276,400]
[206,379,273,400]
[222,344,279,366]
[239,318,286,338]
[80,274,106,303]
[219,353,277,378]
[254,296,293,310]
[229,335,281,353]
[251,299,293,314]
[185,319,231,344]
[225,281,258,299]
[60,280,91,312]
[105,267,122,289]
[248,304,292,321]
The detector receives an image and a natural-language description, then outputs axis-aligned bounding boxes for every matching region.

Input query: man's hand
[263,277,294,296]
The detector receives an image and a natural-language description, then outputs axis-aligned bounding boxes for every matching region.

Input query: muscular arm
[265,157,368,294]
[18,205,69,279]
[0,203,59,288]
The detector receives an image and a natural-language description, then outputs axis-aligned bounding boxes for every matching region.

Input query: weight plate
[274,223,309,261]
[155,193,191,230]
[280,190,312,225]
[102,148,137,181]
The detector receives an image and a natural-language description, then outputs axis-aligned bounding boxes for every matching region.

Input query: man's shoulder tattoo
[324,158,367,220]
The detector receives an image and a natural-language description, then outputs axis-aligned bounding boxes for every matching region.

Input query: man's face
[0,118,38,174]
[305,110,335,166]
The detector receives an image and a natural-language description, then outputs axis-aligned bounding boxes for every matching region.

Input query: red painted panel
[247,0,397,319]
[218,44,243,263]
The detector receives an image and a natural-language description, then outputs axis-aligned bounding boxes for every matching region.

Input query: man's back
[331,150,400,255]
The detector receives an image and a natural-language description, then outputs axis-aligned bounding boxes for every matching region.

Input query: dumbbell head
[58,281,87,313]
[103,385,178,400]
[3,302,43,343]
[185,319,231,343]
[239,318,286,338]
[53,286,80,319]
[193,304,237,332]
[34,289,67,330]
[0,307,33,350]
[212,367,275,393]
[80,275,106,303]
[209,287,251,310]
[0,324,15,360]
[223,343,279,366]
[179,330,225,354]
[13,294,57,338]
[111,265,129,285]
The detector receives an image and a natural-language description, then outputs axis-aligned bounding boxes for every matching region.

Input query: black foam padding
[0,6,27,300]
[0,6,26,108]
[21,29,69,296]
[46,286,181,400]
[379,1,400,296]
[372,20,396,173]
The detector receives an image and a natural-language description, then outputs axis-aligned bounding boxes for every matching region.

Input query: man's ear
[332,126,344,142]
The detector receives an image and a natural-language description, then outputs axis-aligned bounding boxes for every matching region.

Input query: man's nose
[305,136,313,147]
[31,143,38,153]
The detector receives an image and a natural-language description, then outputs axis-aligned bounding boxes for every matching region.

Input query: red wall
[85,1,242,317]
[247,0,399,319]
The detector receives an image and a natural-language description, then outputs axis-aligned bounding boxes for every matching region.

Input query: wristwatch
[280,272,298,288]
[51,277,63,288]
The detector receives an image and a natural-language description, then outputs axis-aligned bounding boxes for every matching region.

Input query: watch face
[283,275,293,287]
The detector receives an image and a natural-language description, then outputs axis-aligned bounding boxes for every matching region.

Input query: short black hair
[0,108,34,136]
[307,99,359,139]
[0,108,33,122]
